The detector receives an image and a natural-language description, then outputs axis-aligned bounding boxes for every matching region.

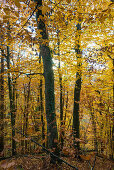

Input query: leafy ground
[0,154,114,170]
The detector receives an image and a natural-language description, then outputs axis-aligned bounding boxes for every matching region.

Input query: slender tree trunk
[35,0,60,161]
[57,29,64,150]
[0,54,4,155]
[112,59,114,159]
[6,46,16,155]
[59,61,64,150]
[39,55,45,147]
[64,91,68,125]
[90,107,98,152]
[73,19,82,150]
[63,91,68,146]
[95,90,103,154]
[23,78,31,153]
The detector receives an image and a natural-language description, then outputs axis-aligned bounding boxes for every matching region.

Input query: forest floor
[0,153,114,170]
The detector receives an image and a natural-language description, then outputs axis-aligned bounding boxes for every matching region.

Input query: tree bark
[39,55,45,147]
[0,53,4,155]
[6,46,16,155]
[112,59,114,159]
[57,29,64,150]
[23,78,31,153]
[73,20,82,150]
[59,64,64,150]
[64,91,68,125]
[90,108,98,152]
[34,0,59,161]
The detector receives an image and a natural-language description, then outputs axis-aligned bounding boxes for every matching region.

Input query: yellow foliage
[14,0,21,8]
[42,6,50,15]
[66,0,71,3]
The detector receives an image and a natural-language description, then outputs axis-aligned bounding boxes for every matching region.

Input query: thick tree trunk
[35,0,59,161]
[0,54,4,155]
[73,73,81,150]
[41,45,58,149]
[57,30,64,150]
[73,21,82,150]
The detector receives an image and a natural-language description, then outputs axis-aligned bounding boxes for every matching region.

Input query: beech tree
[34,0,60,159]
[73,11,82,151]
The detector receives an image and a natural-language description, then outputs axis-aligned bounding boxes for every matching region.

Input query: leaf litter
[0,154,114,170]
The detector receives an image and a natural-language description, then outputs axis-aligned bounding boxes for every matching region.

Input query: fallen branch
[15,128,78,170]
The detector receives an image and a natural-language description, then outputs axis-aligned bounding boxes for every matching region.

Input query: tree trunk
[0,53,4,155]
[35,0,59,161]
[112,59,114,159]
[64,91,68,125]
[6,46,16,155]
[73,20,82,150]
[39,55,45,147]
[90,108,98,152]
[23,78,31,153]
[57,29,64,150]
[59,61,64,150]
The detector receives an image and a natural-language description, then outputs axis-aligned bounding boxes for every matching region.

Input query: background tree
[0,50,4,155]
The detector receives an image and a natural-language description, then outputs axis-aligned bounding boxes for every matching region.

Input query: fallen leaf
[0,160,15,169]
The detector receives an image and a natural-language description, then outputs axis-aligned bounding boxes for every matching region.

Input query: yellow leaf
[36,30,42,38]
[10,15,17,20]
[29,2,36,9]
[15,11,19,17]
[27,128,33,134]
[66,0,71,3]
[3,7,10,15]
[80,154,92,161]
[42,6,50,15]
[14,0,21,8]
[3,15,9,22]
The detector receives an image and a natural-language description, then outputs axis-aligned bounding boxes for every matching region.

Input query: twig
[16,3,39,36]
